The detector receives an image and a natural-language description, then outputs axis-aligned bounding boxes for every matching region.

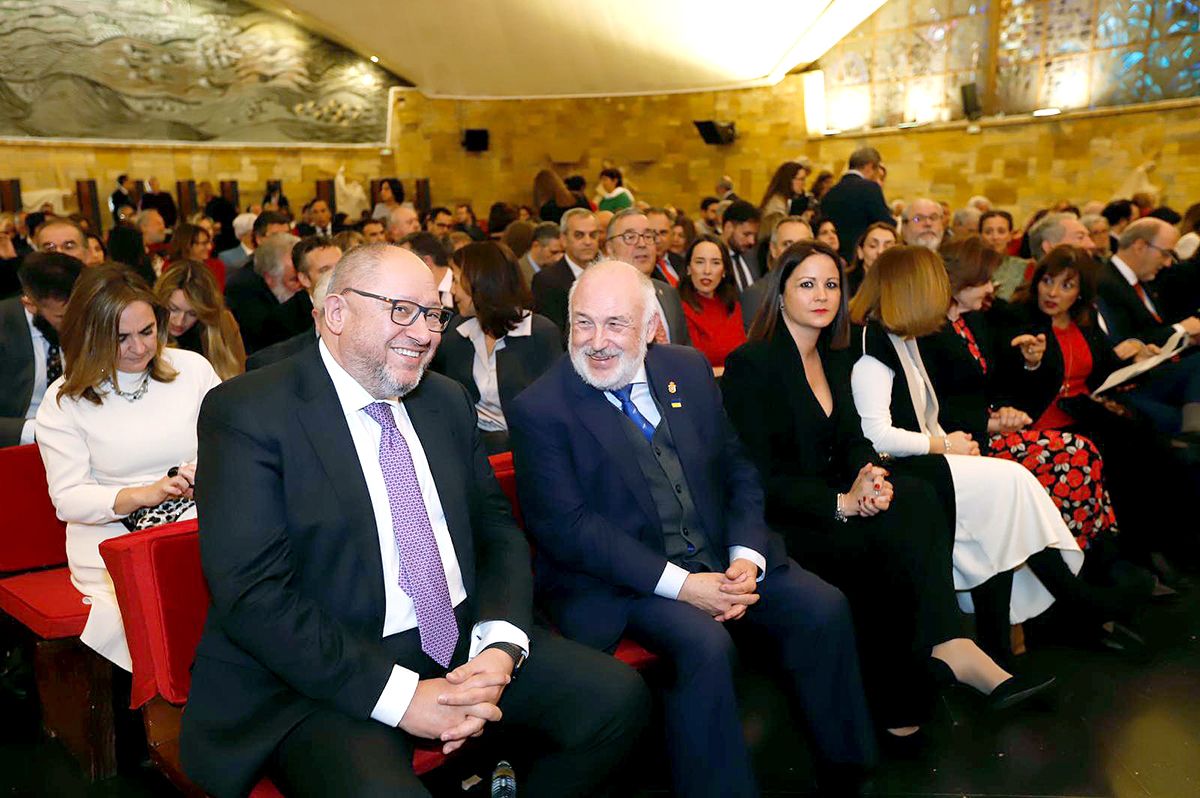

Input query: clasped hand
[987,406,1031,434]
[1114,338,1162,363]
[680,559,760,623]
[844,463,893,517]
[400,648,513,754]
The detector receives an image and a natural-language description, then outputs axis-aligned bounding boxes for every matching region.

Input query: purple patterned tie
[363,402,459,667]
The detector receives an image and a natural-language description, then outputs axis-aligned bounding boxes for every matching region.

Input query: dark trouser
[622,560,875,798]
[1120,356,1200,434]
[782,474,962,728]
[270,627,649,798]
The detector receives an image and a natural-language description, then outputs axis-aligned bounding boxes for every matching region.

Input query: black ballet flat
[988,673,1056,712]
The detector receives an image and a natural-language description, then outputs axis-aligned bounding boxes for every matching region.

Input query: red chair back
[0,444,67,572]
[487,451,522,527]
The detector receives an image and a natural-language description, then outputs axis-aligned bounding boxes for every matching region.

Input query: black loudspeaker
[462,129,490,152]
[693,120,736,145]
[961,82,983,120]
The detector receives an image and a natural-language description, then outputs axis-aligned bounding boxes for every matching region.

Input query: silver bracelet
[834,493,849,523]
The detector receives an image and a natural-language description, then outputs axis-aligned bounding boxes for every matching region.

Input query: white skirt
[944,454,1084,624]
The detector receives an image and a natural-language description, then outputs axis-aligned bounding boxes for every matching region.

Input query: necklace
[110,371,151,402]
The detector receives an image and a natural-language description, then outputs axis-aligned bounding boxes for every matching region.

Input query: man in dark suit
[605,209,691,346]
[224,232,301,354]
[508,260,875,797]
[0,253,82,448]
[740,217,812,331]
[274,236,342,341]
[531,207,600,341]
[182,244,647,798]
[294,199,338,238]
[108,174,134,223]
[720,200,763,294]
[819,147,895,263]
[1097,217,1199,346]
[645,207,684,287]
[138,177,177,229]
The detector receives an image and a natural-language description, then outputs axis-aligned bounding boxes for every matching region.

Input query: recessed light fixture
[1032,107,1062,117]
[370,55,379,63]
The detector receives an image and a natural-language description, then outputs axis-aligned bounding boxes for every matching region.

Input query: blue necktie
[613,385,656,443]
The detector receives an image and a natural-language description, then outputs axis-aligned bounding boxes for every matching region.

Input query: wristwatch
[483,642,527,675]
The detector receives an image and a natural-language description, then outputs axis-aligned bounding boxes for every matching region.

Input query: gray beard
[570,336,648,392]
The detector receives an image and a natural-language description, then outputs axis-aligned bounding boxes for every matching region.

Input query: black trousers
[781,472,962,728]
[270,627,649,798]
[621,560,876,798]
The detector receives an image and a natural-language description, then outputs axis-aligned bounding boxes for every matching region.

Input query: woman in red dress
[164,222,226,290]
[679,235,746,372]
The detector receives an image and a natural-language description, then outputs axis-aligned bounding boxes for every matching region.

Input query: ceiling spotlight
[370,55,379,63]
[1032,107,1062,117]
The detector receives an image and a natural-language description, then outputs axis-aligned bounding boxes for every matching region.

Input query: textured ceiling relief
[0,0,399,142]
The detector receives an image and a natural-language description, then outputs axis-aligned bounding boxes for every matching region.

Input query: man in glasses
[33,218,88,263]
[1099,217,1197,347]
[184,243,648,797]
[900,197,946,251]
[818,146,896,263]
[531,207,601,342]
[605,209,690,345]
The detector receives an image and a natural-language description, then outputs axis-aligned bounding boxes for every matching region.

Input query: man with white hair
[740,215,814,330]
[218,212,258,271]
[1027,212,1096,258]
[951,207,982,241]
[223,232,301,353]
[136,208,167,248]
[967,195,991,214]
[387,203,420,242]
[508,259,875,798]
[901,198,946,250]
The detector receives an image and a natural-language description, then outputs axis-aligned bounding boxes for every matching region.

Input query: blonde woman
[36,264,221,669]
[155,260,246,380]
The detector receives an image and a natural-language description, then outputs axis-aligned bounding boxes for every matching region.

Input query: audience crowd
[2,152,1199,797]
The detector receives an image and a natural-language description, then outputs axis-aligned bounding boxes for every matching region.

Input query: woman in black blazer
[433,241,562,454]
[722,241,1041,736]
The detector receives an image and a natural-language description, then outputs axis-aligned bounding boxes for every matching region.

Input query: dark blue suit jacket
[508,344,783,651]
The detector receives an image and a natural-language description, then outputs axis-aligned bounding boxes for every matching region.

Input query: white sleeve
[850,355,933,458]
[35,392,127,524]
[369,665,420,727]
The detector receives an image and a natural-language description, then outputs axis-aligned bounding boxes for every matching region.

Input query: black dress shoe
[988,673,1056,711]
[1098,621,1151,660]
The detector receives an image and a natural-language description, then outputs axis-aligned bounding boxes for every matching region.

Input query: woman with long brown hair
[759,159,812,217]
[155,260,246,380]
[533,169,590,224]
[165,221,226,289]
[35,263,221,670]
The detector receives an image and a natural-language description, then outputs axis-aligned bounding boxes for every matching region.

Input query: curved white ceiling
[256,0,886,99]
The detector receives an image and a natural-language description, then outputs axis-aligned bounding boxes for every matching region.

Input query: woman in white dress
[36,263,221,670]
[847,245,1119,662]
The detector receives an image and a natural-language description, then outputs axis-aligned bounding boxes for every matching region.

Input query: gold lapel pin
[667,381,677,394]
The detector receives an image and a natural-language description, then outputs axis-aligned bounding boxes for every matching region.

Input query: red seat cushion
[614,638,659,670]
[0,444,68,572]
[0,567,88,639]
[249,778,284,798]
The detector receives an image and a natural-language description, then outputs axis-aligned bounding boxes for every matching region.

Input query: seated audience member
[1102,200,1136,254]
[260,183,291,215]
[645,207,683,287]
[245,271,331,372]
[404,232,455,310]
[968,195,992,214]
[137,209,168,252]
[978,211,1031,300]
[106,225,157,284]
[387,203,421,242]
[1081,213,1113,261]
[1176,202,1200,261]
[332,229,365,253]
[371,177,404,220]
[296,199,336,238]
[422,206,453,238]
[919,239,1121,561]
[740,216,814,329]
[723,241,1043,735]
[596,168,634,213]
[486,202,519,240]
[453,203,486,240]
[36,264,220,670]
[224,233,301,354]
[531,207,600,339]
[720,200,762,293]
[165,221,226,289]
[1,253,83,447]
[508,260,876,797]
[276,236,342,339]
[534,169,590,224]
[519,222,563,285]
[669,214,696,258]
[448,230,473,253]
[500,220,535,262]
[848,246,1107,663]
[901,198,946,251]
[360,218,387,244]
[818,147,894,263]
[810,170,835,202]
[155,261,246,380]
[815,216,841,255]
[696,196,721,237]
[1097,217,1200,347]
[715,174,738,202]
[33,217,88,263]
[845,221,897,300]
[181,244,647,797]
[679,235,746,370]
[951,207,982,241]
[605,209,690,345]
[1027,213,1097,264]
[517,205,534,222]
[432,242,561,454]
[139,177,178,229]
[84,232,107,268]
[1008,246,1198,583]
[218,212,258,271]
[759,160,811,218]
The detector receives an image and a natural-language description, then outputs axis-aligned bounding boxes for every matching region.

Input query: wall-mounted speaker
[961,83,983,121]
[462,129,490,152]
[693,120,736,145]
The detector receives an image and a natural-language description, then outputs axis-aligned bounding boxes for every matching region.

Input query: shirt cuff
[369,665,420,728]
[729,546,767,582]
[19,419,36,445]
[1174,323,1187,337]
[654,562,690,599]
[469,620,530,660]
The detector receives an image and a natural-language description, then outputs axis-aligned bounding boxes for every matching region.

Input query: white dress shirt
[603,365,767,599]
[457,313,532,432]
[436,268,455,311]
[1111,255,1186,336]
[21,308,50,445]
[565,255,586,280]
[317,341,529,728]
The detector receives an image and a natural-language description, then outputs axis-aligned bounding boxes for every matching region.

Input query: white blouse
[456,313,532,432]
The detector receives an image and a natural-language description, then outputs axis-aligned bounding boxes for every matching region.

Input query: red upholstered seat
[0,444,68,573]
[0,567,88,639]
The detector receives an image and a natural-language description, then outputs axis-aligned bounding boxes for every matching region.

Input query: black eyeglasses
[614,230,660,246]
[1146,242,1179,263]
[340,288,455,331]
